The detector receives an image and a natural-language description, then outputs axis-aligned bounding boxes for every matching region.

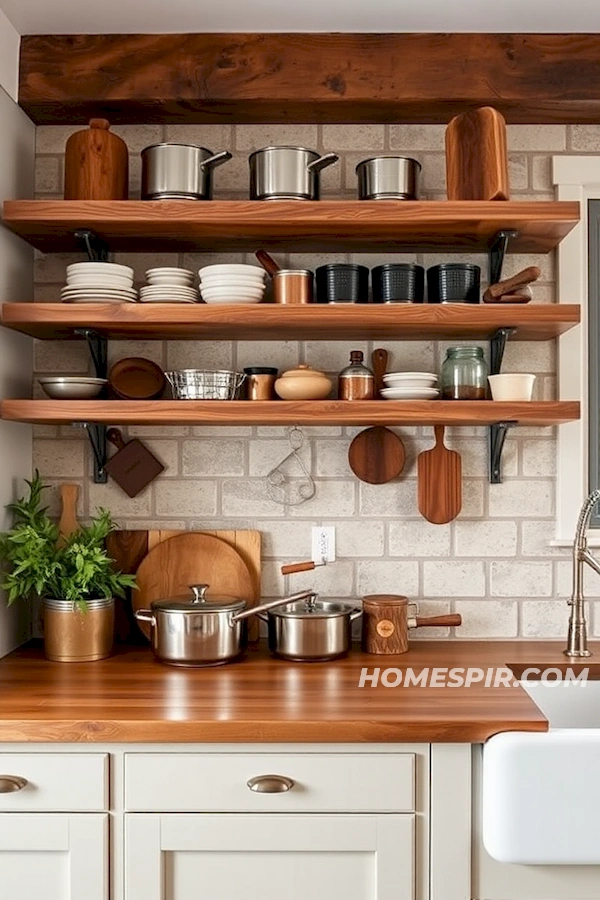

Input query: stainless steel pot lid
[150,583,247,613]
[249,146,319,156]
[269,597,360,619]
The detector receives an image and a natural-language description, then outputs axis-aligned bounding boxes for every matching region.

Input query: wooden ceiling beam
[19,32,600,125]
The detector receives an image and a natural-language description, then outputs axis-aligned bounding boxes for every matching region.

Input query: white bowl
[67,262,134,277]
[201,295,263,305]
[199,264,266,279]
[39,377,107,399]
[146,267,194,278]
[201,288,265,300]
[384,372,438,381]
[488,373,536,401]
[67,276,134,289]
[200,277,266,289]
[146,273,195,284]
[380,387,440,400]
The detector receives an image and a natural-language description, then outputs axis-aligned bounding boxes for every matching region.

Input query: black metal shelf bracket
[489,421,517,484]
[74,329,108,379]
[489,229,518,285]
[489,327,517,376]
[74,229,109,262]
[73,422,108,484]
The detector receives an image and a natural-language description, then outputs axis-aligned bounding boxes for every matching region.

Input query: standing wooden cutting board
[445,106,509,201]
[107,529,261,642]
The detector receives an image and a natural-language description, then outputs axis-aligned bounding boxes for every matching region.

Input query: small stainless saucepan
[135,584,314,667]
[356,156,421,200]
[249,146,339,200]
[141,143,233,200]
[257,593,362,661]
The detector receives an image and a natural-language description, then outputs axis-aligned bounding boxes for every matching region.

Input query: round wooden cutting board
[133,532,254,638]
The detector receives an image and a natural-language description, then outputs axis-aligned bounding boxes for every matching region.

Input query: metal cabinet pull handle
[0,775,27,793]
[247,774,295,793]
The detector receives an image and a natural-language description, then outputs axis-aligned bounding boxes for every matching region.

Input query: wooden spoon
[417,425,462,524]
[255,250,281,277]
[58,484,79,545]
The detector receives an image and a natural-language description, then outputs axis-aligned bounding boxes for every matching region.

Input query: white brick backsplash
[33,440,84,478]
[155,480,217,517]
[389,124,445,151]
[30,122,569,642]
[424,561,486,597]
[314,439,352,477]
[357,560,419,597]
[166,340,233,370]
[324,520,385,557]
[389,519,451,556]
[360,480,417,517]
[236,124,318,151]
[521,599,569,638]
[455,600,518,638]
[290,560,355,597]
[570,124,600,151]
[322,124,385,150]
[183,439,245,476]
[455,521,517,557]
[289,480,356,518]
[491,561,552,597]
[248,438,311,478]
[489,480,553,518]
[507,124,566,151]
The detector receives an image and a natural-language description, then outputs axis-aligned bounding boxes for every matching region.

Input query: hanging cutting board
[107,529,261,643]
[417,425,462,524]
[445,106,509,201]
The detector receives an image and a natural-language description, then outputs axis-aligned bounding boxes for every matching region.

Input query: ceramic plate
[380,388,440,400]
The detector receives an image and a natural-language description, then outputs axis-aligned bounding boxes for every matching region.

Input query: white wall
[0,85,34,657]
[0,8,19,101]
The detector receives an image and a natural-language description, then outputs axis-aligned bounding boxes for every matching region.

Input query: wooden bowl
[108,357,165,400]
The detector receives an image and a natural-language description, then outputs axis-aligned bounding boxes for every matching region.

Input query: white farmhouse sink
[483,680,600,865]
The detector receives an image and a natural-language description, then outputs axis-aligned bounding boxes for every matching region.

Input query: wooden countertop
[0,641,598,744]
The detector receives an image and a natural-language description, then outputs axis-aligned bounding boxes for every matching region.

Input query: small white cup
[488,373,536,401]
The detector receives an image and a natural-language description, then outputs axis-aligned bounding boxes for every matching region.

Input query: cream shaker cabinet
[124,813,415,900]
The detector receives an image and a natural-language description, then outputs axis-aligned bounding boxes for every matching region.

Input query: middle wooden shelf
[0,302,581,342]
[0,400,580,427]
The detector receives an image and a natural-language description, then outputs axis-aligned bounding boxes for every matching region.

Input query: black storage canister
[316,264,370,304]
[427,264,481,304]
[372,264,425,303]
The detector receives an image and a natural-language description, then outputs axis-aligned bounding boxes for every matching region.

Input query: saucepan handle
[200,150,233,170]
[231,590,316,624]
[134,610,156,626]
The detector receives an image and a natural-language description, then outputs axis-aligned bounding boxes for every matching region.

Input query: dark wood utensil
[445,106,509,201]
[108,357,165,400]
[104,428,165,498]
[417,425,462,524]
[58,483,80,545]
[349,426,406,484]
[483,266,541,303]
[255,250,281,277]
[371,347,388,396]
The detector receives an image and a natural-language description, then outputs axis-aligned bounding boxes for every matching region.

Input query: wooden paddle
[417,425,462,524]
[445,106,509,201]
[371,347,387,396]
[58,483,80,545]
[104,428,164,498]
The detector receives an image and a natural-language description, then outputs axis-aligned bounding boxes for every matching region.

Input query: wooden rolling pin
[483,266,541,302]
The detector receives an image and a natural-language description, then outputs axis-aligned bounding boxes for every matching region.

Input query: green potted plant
[0,472,136,662]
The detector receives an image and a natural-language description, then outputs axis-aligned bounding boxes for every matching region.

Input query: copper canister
[361,594,409,654]
[43,597,115,662]
[273,270,313,304]
[244,367,279,400]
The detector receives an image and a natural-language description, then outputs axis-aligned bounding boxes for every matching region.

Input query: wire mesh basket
[165,369,246,400]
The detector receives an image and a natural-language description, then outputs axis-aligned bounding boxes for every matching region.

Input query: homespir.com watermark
[357,666,589,687]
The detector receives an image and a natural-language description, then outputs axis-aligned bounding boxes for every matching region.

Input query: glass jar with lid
[441,346,488,400]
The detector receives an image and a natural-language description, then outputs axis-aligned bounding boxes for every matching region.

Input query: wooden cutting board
[107,529,261,643]
[417,426,462,524]
[445,106,509,201]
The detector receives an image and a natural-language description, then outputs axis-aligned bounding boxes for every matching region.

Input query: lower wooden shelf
[0,400,580,427]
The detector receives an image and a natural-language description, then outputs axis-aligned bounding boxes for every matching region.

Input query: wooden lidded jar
[362,594,409,654]
[64,119,129,200]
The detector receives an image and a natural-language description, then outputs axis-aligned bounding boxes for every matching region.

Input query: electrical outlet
[312,526,336,564]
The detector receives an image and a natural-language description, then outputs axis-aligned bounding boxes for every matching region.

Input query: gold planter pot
[43,597,115,662]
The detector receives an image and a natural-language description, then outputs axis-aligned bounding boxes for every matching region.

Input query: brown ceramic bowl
[108,357,165,400]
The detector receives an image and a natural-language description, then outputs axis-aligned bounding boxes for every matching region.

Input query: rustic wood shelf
[2,200,579,253]
[0,400,580,428]
[0,302,580,342]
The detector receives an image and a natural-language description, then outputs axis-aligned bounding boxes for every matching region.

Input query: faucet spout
[565,489,600,657]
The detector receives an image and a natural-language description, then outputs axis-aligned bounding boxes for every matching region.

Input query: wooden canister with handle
[362,594,410,654]
[64,119,129,200]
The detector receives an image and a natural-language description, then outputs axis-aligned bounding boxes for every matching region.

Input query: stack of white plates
[61,262,137,304]
[199,264,266,305]
[140,268,199,303]
[381,372,440,400]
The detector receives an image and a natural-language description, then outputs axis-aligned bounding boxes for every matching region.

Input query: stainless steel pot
[135,584,313,667]
[249,146,339,200]
[356,156,421,200]
[258,594,362,661]
[141,143,232,200]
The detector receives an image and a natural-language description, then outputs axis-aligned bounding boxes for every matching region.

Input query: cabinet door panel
[126,813,414,900]
[0,813,108,900]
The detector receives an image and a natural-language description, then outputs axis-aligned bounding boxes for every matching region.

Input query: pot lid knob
[189,584,209,604]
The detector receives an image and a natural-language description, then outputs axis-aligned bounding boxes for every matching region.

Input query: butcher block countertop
[0,641,598,744]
